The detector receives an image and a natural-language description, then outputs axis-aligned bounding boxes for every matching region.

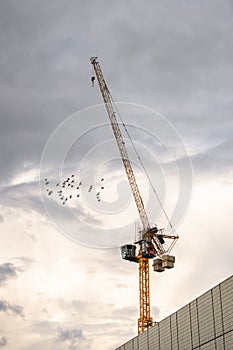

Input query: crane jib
[90,57,167,251]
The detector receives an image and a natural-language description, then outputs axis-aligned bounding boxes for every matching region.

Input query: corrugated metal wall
[115,275,233,350]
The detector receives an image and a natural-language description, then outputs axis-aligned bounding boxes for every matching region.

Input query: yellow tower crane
[90,57,178,334]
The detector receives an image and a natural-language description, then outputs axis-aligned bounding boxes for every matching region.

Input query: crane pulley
[90,56,178,334]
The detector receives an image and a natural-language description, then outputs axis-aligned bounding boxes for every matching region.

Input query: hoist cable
[109,94,176,234]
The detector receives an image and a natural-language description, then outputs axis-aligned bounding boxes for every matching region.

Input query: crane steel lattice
[90,57,178,334]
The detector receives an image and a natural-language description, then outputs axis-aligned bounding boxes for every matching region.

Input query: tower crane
[90,57,178,334]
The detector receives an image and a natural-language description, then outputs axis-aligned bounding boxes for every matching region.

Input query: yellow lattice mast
[90,57,178,334]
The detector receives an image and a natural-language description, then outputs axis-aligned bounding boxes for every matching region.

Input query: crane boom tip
[90,56,97,64]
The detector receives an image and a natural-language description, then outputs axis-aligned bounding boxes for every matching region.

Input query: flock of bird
[44,174,105,205]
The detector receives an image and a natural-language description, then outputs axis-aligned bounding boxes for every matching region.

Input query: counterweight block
[153,255,175,272]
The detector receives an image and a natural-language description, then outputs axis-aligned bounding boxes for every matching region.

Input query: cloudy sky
[0,1,233,349]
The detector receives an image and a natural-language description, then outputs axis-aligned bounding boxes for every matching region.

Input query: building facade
[115,275,233,350]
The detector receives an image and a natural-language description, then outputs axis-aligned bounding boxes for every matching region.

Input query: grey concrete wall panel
[200,338,215,349]
[190,300,200,348]
[139,331,147,349]
[216,335,225,350]
[177,304,192,349]
[224,330,233,349]
[132,336,139,350]
[221,278,233,334]
[159,317,171,350]
[198,291,215,344]
[114,275,233,350]
[170,313,179,350]
[124,340,133,350]
[212,286,224,338]
[149,323,160,349]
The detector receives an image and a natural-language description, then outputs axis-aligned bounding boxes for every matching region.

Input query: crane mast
[90,57,178,334]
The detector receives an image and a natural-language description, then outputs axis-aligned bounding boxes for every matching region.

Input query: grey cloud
[196,140,233,172]
[112,306,136,321]
[28,321,88,350]
[29,320,58,336]
[0,1,97,183]
[177,139,233,180]
[55,298,137,347]
[0,299,24,317]
[56,327,83,342]
[161,137,233,185]
[0,177,97,233]
[152,306,161,319]
[0,263,17,286]
[0,337,7,348]
[55,327,85,350]
[111,2,233,94]
[65,299,137,325]
[0,0,232,187]
[0,181,45,216]
[0,258,33,286]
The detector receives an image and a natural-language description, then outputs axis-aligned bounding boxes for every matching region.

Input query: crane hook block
[91,76,95,87]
